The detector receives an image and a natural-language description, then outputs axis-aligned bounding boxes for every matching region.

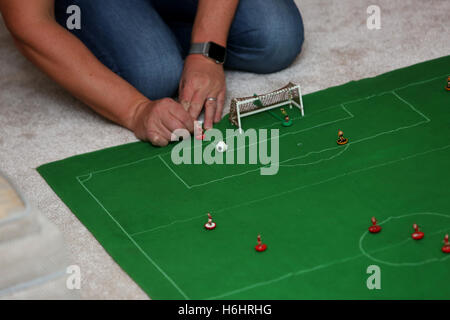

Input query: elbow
[2,13,25,39]
[0,3,56,51]
[2,14,49,46]
[4,25,31,56]
[3,20,33,45]
[2,18,41,63]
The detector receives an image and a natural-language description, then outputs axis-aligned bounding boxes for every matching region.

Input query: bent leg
[151,0,304,74]
[54,0,183,100]
[226,0,304,74]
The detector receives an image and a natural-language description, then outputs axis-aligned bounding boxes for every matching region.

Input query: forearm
[10,19,147,130]
[191,0,239,47]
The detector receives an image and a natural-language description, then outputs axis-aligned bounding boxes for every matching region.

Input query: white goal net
[229,82,304,132]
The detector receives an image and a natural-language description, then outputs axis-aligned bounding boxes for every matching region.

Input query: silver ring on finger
[206,97,217,102]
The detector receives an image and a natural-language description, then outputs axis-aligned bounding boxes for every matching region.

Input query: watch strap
[188,42,210,55]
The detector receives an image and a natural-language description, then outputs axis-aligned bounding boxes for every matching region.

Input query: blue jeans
[55,0,304,100]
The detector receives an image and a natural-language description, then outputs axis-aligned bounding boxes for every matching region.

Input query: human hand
[179,55,226,130]
[130,99,194,146]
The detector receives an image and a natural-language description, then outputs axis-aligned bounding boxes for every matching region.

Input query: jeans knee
[55,0,184,100]
[229,0,304,74]
[254,12,304,72]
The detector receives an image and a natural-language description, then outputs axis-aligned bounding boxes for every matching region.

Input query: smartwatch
[188,42,227,64]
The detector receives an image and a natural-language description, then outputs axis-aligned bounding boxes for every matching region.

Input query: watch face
[208,42,226,64]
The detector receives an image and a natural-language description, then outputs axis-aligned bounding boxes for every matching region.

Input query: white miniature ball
[215,141,228,153]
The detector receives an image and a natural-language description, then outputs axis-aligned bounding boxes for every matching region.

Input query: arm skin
[191,0,239,47]
[0,0,238,144]
[179,0,239,129]
[0,0,194,146]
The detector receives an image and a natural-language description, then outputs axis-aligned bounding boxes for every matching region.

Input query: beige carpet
[0,0,449,299]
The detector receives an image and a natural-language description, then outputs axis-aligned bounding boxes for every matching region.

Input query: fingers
[154,118,174,145]
[179,79,194,112]
[169,102,194,133]
[150,135,167,147]
[145,98,194,146]
[148,129,169,147]
[203,99,217,130]
[214,90,226,123]
[188,87,209,120]
[161,114,188,136]
[178,56,226,127]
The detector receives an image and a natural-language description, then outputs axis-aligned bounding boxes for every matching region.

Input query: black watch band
[189,42,226,64]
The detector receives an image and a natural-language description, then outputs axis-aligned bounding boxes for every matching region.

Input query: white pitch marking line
[76,177,190,300]
[102,89,444,236]
[130,215,204,236]
[279,144,350,167]
[148,104,354,190]
[78,173,92,183]
[158,155,192,189]
[130,144,450,237]
[340,104,354,118]
[392,91,430,122]
[225,104,354,154]
[359,212,450,267]
[173,91,429,188]
[243,102,343,132]
[212,144,450,215]
[366,226,450,257]
[74,106,351,185]
[175,142,350,189]
[76,73,445,182]
[205,253,363,300]
[208,212,450,300]
[74,74,447,298]
[76,154,162,182]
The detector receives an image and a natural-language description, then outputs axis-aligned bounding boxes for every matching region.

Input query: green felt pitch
[38,56,450,300]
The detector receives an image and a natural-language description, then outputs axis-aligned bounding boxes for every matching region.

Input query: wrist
[186,53,222,67]
[188,41,226,64]
[127,98,150,132]
[191,37,227,48]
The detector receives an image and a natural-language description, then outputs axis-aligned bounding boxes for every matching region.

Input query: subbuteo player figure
[369,217,382,233]
[446,76,450,91]
[282,114,292,127]
[255,234,267,252]
[195,121,205,140]
[442,234,450,253]
[337,130,348,145]
[204,213,216,230]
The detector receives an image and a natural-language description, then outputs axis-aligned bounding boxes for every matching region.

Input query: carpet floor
[0,0,449,299]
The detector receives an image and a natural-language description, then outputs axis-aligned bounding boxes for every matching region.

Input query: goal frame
[230,83,305,133]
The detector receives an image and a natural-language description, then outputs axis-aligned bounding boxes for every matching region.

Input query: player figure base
[369,226,382,233]
[446,86,450,91]
[337,138,348,145]
[412,232,425,240]
[204,222,216,230]
[442,245,450,253]
[282,120,293,127]
[255,244,267,252]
